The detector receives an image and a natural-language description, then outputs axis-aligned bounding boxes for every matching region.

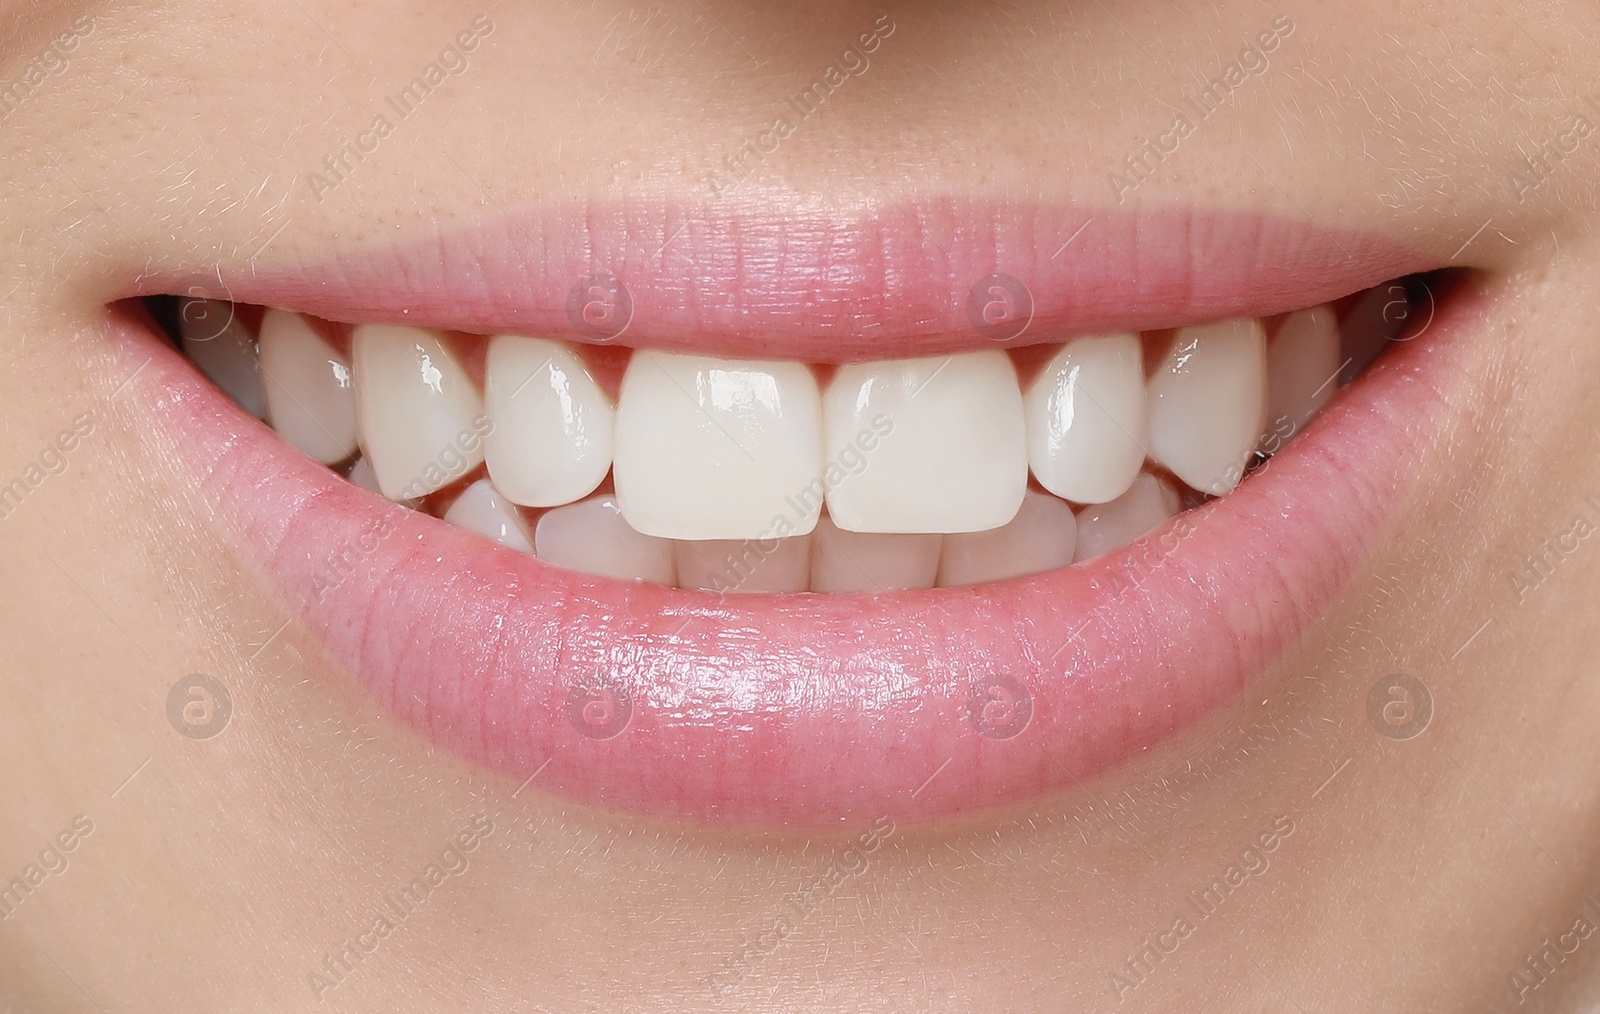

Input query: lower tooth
[1264,305,1340,442]
[258,309,358,465]
[352,326,485,502]
[180,298,265,419]
[533,495,676,585]
[674,536,812,593]
[1072,473,1181,563]
[440,478,534,554]
[937,490,1077,587]
[1146,319,1267,495]
[809,516,942,592]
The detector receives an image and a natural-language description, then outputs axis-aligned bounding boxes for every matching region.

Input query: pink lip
[134,200,1429,360]
[117,202,1468,828]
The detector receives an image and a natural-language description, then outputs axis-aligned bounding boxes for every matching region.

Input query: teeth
[1146,319,1267,495]
[1024,334,1146,504]
[1264,306,1340,442]
[441,478,534,554]
[484,335,614,508]
[810,515,942,592]
[613,351,824,541]
[352,326,485,502]
[180,298,265,419]
[1072,473,1182,563]
[257,309,358,465]
[675,536,812,593]
[937,490,1077,586]
[823,351,1027,533]
[533,495,676,585]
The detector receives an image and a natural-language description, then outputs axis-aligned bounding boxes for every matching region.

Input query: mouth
[116,200,1469,828]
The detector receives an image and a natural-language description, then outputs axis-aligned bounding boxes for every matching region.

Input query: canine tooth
[1146,319,1267,495]
[614,351,823,541]
[810,516,941,592]
[1264,306,1340,444]
[675,536,811,593]
[533,495,676,584]
[352,326,485,502]
[180,298,265,418]
[1025,334,1146,504]
[258,309,357,464]
[441,478,534,554]
[484,335,613,507]
[937,491,1077,586]
[823,352,1026,533]
[1072,473,1182,562]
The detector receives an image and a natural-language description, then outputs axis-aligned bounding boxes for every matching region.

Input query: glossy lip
[131,200,1430,360]
[117,203,1468,828]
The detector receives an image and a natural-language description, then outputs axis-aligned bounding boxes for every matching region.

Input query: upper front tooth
[483,335,614,507]
[179,298,265,419]
[1025,334,1146,504]
[613,351,824,541]
[823,351,1027,533]
[1146,319,1267,495]
[1265,305,1340,442]
[352,325,485,502]
[258,309,358,465]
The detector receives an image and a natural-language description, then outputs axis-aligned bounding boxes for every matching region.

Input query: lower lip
[116,285,1472,829]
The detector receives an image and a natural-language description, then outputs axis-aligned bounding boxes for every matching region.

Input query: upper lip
[130,199,1437,359]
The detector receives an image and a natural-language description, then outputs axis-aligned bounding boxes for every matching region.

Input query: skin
[2,0,1599,1009]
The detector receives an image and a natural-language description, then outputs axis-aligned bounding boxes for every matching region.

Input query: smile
[118,200,1468,827]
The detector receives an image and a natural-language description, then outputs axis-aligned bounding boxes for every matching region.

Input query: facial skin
[2,0,1599,1010]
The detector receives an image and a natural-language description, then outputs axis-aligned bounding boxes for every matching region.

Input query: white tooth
[533,495,676,584]
[346,456,420,508]
[675,535,811,593]
[1263,306,1340,444]
[937,490,1076,587]
[1072,473,1182,563]
[257,309,357,464]
[1025,334,1146,504]
[352,326,485,502]
[441,478,535,553]
[1146,319,1267,495]
[484,335,614,507]
[823,351,1026,533]
[180,298,265,418]
[810,515,941,592]
[613,351,823,541]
